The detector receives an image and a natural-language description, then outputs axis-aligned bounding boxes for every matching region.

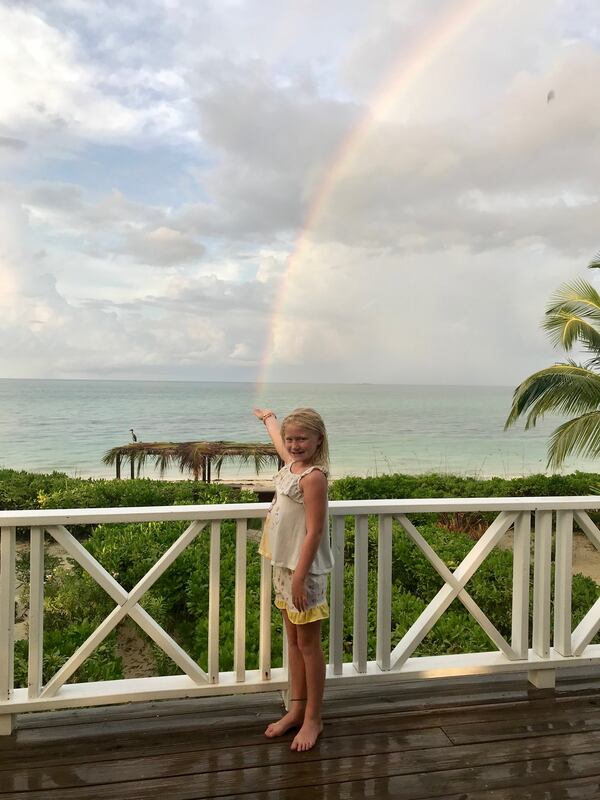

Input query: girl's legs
[265,610,306,737]
[291,619,324,752]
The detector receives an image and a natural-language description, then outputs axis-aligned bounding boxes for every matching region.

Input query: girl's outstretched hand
[254,407,288,461]
[253,407,272,421]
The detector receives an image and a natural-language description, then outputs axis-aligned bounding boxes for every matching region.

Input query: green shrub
[330,471,600,501]
[0,469,256,512]
[38,477,252,509]
[14,641,28,687]
[14,620,123,687]
[0,469,71,511]
[330,471,600,536]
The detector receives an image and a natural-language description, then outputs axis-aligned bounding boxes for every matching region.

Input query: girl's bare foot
[264,709,304,738]
[290,718,323,751]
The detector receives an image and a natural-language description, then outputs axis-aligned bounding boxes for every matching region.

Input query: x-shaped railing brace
[390,511,520,670]
[571,512,600,655]
[40,521,208,698]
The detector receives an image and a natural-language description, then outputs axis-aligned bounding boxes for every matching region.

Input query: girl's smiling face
[284,424,322,463]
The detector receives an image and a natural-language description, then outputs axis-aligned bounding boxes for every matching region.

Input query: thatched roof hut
[103,441,282,482]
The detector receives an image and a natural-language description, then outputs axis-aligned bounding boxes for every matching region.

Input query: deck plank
[1,730,599,799]
[464,774,600,798]
[214,756,600,800]
[13,691,282,729]
[0,728,452,793]
[443,709,600,745]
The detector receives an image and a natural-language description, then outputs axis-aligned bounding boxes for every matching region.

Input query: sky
[1,0,600,386]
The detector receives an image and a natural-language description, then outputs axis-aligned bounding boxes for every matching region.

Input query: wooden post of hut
[115,454,121,479]
[206,456,212,483]
[130,454,135,480]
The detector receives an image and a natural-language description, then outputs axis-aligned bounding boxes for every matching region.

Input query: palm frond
[547,410,600,469]
[544,309,600,353]
[544,279,600,352]
[585,352,600,371]
[176,442,209,478]
[212,450,276,479]
[151,447,178,476]
[546,278,600,316]
[588,250,600,269]
[505,363,600,430]
[102,444,142,465]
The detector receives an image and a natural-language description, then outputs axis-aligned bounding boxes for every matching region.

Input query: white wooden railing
[2,497,600,735]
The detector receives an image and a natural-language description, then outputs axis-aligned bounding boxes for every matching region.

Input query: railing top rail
[1,495,599,526]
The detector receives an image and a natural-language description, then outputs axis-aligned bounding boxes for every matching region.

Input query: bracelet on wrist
[262,412,276,423]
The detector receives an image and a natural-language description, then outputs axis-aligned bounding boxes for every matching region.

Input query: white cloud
[256,252,288,283]
[0,197,265,379]
[124,226,205,267]
[229,342,255,362]
[265,240,586,385]
[0,7,136,138]
[0,4,192,151]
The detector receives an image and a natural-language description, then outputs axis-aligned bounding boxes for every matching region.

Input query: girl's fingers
[294,595,307,611]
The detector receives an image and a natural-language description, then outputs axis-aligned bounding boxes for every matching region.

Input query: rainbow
[255,0,489,394]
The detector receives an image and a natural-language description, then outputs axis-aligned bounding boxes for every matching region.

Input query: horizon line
[0,376,517,389]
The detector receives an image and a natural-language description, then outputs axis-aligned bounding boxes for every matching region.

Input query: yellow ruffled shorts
[272,565,329,625]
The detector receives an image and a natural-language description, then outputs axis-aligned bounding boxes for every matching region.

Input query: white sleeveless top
[259,462,334,575]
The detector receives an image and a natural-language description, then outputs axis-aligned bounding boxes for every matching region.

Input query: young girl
[252,406,333,752]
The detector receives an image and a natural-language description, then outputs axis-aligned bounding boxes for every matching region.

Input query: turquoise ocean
[0,379,597,481]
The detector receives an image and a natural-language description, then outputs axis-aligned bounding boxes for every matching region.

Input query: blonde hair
[281,407,329,470]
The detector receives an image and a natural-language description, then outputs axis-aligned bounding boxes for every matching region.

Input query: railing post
[0,526,16,735]
[329,516,345,676]
[208,521,221,684]
[554,510,573,657]
[28,527,45,698]
[234,520,247,682]
[281,624,289,710]
[376,515,392,671]
[353,515,369,674]
[511,512,531,660]
[259,555,271,681]
[529,510,555,689]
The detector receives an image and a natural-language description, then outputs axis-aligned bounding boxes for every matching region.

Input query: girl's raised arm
[253,408,290,462]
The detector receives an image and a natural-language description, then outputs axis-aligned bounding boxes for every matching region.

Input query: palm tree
[505,252,600,469]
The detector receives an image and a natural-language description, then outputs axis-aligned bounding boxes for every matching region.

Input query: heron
[130,428,138,442]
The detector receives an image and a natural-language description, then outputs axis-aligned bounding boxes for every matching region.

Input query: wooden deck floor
[2,670,600,799]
